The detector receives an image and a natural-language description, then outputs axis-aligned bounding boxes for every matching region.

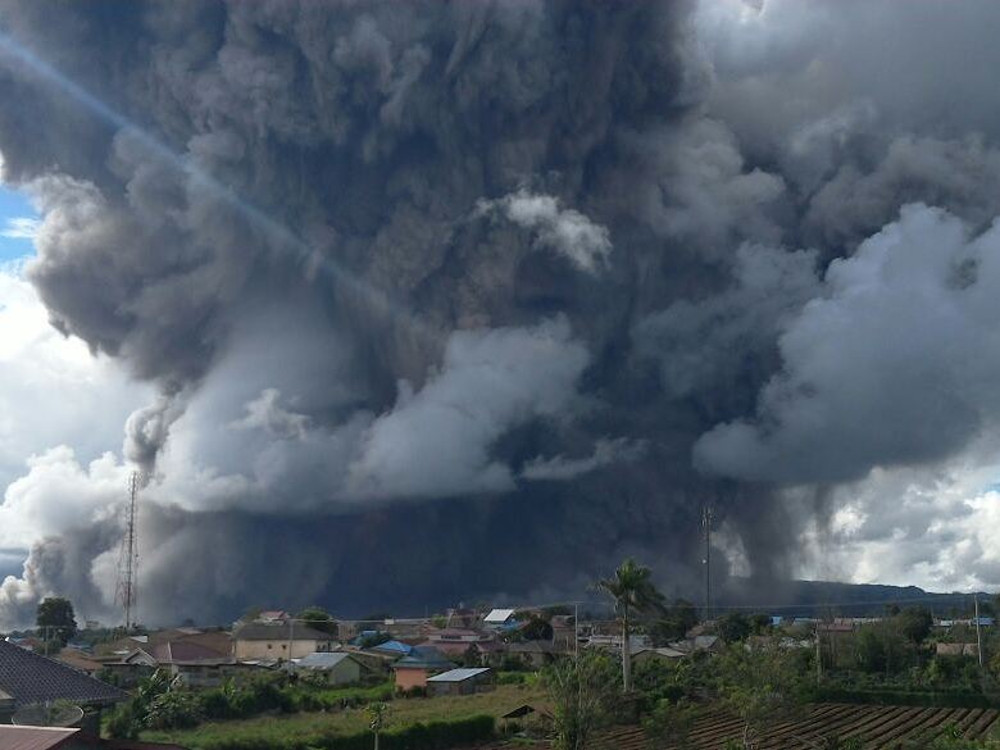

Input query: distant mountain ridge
[714,578,993,617]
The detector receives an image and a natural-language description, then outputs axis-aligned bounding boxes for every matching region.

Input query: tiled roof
[151,640,231,663]
[233,622,333,641]
[55,648,104,673]
[505,641,567,654]
[421,639,501,656]
[0,640,127,708]
[0,725,79,750]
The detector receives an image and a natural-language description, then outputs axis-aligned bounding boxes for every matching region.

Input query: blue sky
[0,186,37,262]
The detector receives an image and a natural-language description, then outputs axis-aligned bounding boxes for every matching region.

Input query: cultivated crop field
[597,703,1000,749]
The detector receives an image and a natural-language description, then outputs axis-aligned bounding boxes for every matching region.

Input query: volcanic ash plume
[4,0,1000,625]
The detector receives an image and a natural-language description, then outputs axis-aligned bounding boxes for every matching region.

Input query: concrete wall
[427,675,496,697]
[394,668,428,692]
[235,638,326,660]
[328,658,361,686]
[171,663,260,688]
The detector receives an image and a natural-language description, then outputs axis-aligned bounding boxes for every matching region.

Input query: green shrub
[642,699,694,749]
[106,701,142,740]
[199,689,235,720]
[145,691,203,731]
[497,671,528,685]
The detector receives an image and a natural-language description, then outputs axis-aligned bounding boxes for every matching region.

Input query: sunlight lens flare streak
[0,29,438,344]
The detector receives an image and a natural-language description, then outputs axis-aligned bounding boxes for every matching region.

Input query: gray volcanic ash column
[4,0,1000,626]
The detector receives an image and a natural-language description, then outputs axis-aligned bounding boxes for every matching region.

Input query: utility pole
[975,595,984,669]
[815,624,822,684]
[115,471,141,633]
[574,602,579,660]
[702,505,713,622]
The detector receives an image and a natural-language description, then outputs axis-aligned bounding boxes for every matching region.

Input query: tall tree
[296,606,338,636]
[717,612,752,644]
[717,642,806,749]
[36,597,77,646]
[543,650,621,750]
[897,606,933,644]
[596,558,665,692]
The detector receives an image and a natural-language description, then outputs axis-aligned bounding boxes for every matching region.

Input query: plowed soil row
[590,703,1000,749]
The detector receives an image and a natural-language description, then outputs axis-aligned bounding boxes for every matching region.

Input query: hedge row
[198,714,496,750]
[813,688,1000,709]
[291,683,394,712]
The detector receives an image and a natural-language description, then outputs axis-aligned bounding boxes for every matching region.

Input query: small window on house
[282,644,287,650]
[267,644,272,649]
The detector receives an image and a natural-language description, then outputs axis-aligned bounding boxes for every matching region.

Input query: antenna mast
[115,471,140,632]
[702,505,713,622]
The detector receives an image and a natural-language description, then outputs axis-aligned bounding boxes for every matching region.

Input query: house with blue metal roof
[367,639,413,658]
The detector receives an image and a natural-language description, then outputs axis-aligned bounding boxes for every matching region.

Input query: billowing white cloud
[521,437,647,482]
[348,317,589,498]
[697,204,1000,485]
[0,448,127,548]
[121,316,591,515]
[0,264,149,625]
[478,190,612,273]
[0,264,150,495]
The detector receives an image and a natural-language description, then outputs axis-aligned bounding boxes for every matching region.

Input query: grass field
[141,683,546,749]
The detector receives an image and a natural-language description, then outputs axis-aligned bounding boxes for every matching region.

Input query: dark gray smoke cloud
[4,0,1000,626]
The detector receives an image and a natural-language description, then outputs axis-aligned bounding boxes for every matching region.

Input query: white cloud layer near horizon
[0,263,150,551]
[795,439,1000,592]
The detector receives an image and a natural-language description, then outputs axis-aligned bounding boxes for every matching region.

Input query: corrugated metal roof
[0,725,79,750]
[633,647,686,659]
[484,608,516,623]
[368,639,412,655]
[393,646,453,670]
[427,667,491,682]
[296,652,355,669]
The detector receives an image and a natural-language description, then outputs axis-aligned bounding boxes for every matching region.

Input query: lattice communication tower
[114,471,140,632]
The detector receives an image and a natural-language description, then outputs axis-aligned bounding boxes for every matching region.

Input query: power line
[702,505,713,621]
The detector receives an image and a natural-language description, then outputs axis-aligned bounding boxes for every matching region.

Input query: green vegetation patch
[141,684,542,749]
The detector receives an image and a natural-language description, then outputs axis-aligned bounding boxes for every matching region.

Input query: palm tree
[596,558,665,692]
